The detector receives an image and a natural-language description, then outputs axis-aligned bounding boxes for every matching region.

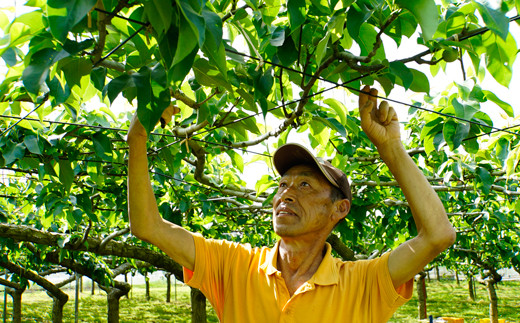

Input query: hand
[127,104,180,143]
[359,85,401,149]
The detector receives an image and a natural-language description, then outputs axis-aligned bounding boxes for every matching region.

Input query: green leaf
[482,90,513,117]
[226,150,244,172]
[323,98,347,125]
[409,69,430,94]
[103,74,133,103]
[179,0,206,47]
[22,48,69,94]
[59,57,92,89]
[474,1,508,40]
[443,119,469,150]
[201,11,227,77]
[270,26,285,47]
[62,38,95,55]
[203,8,223,48]
[170,46,198,84]
[173,15,199,65]
[59,159,74,193]
[495,137,509,166]
[484,34,516,87]
[1,48,17,67]
[92,132,113,161]
[451,98,479,120]
[389,61,413,90]
[3,142,26,165]
[315,31,330,66]
[192,58,232,92]
[47,0,97,42]
[143,0,173,36]
[91,67,107,92]
[287,0,306,30]
[476,166,493,194]
[395,0,439,41]
[346,3,372,39]
[277,35,298,66]
[24,135,42,155]
[46,76,71,107]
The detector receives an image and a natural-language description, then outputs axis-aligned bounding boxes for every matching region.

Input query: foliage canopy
[0,1,520,315]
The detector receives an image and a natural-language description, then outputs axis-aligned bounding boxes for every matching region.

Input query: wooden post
[165,273,171,303]
[468,275,476,301]
[190,288,207,323]
[416,272,427,320]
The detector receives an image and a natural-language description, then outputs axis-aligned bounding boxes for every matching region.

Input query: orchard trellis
[1,0,520,322]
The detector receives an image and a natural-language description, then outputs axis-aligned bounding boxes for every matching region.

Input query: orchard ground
[2,270,519,323]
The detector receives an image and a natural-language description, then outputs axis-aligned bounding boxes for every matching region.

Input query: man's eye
[279,182,287,188]
[301,182,309,187]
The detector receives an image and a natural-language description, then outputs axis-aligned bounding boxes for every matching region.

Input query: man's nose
[280,186,295,202]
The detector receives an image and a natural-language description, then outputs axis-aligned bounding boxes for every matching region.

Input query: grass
[390,280,520,323]
[1,279,518,322]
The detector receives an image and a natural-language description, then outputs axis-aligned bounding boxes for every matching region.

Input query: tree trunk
[50,294,68,323]
[190,288,207,323]
[165,273,171,303]
[468,275,476,301]
[486,280,499,323]
[145,273,150,301]
[435,266,441,281]
[415,272,427,320]
[91,280,95,295]
[100,285,130,323]
[455,270,460,285]
[6,287,23,323]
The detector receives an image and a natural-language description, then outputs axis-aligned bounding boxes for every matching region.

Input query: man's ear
[332,198,350,222]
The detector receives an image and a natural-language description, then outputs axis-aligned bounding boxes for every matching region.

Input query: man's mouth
[276,207,297,217]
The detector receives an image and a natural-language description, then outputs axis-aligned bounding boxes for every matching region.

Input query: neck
[277,235,328,284]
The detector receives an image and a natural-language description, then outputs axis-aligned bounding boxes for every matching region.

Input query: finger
[369,88,378,110]
[385,106,398,125]
[359,85,371,110]
[378,101,389,123]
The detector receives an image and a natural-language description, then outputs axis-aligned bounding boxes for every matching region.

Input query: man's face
[272,164,337,238]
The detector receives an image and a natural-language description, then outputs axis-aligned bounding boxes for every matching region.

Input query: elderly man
[127,85,456,322]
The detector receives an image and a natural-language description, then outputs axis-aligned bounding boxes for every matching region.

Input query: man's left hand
[358,85,401,149]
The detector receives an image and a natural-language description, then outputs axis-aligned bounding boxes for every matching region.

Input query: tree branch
[0,223,184,281]
[99,227,130,250]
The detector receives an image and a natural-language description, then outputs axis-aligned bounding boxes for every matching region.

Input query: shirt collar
[260,241,339,286]
[260,240,281,276]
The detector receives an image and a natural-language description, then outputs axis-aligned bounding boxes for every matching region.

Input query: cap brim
[273,143,338,189]
[273,143,319,176]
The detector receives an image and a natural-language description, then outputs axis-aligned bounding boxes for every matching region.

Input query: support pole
[75,273,80,323]
[3,271,7,323]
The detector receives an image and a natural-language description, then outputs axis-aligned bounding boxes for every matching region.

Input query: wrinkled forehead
[281,164,328,181]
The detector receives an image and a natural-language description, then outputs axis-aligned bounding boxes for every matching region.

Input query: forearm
[127,137,162,240]
[377,141,455,248]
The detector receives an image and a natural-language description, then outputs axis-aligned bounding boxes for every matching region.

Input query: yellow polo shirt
[183,234,413,323]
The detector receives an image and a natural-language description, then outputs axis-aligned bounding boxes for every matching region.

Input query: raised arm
[127,109,195,270]
[358,85,456,288]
